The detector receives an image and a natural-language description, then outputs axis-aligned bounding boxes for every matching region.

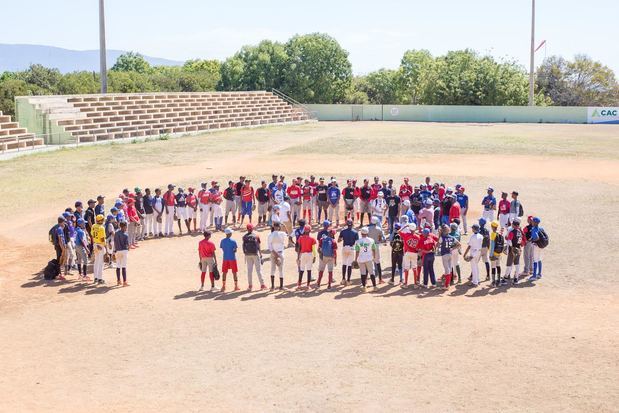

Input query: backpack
[321,236,335,255]
[243,233,259,254]
[493,233,505,254]
[43,259,60,280]
[48,224,59,246]
[536,228,549,249]
[518,203,524,217]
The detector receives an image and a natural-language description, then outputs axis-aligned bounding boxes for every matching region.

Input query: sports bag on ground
[536,229,549,249]
[43,259,60,280]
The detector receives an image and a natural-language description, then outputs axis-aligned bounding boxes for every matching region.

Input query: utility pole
[99,0,108,94]
[528,0,535,106]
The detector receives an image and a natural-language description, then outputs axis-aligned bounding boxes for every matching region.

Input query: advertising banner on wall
[588,108,619,124]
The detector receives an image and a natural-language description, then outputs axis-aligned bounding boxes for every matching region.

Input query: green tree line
[1,33,617,117]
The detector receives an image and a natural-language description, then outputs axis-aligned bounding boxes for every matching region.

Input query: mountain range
[0,44,183,73]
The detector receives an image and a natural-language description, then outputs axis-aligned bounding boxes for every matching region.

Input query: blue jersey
[338,227,359,247]
[439,234,457,255]
[405,210,416,224]
[56,226,65,244]
[75,227,87,247]
[294,227,304,241]
[419,190,432,201]
[456,193,468,209]
[482,195,496,211]
[320,235,336,257]
[219,238,238,261]
[529,226,542,242]
[95,204,105,216]
[327,186,340,204]
[316,229,329,242]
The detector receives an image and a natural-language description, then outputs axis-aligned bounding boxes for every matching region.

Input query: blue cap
[110,207,118,213]
[533,217,541,223]
[479,218,487,226]
[106,214,115,220]
[62,211,71,218]
[422,228,430,234]
[115,201,123,207]
[394,223,401,230]
[323,220,330,227]
[77,218,85,225]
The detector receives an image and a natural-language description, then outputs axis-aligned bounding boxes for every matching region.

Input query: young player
[338,219,359,285]
[481,187,496,223]
[398,178,413,216]
[488,221,505,286]
[175,187,188,235]
[505,218,525,284]
[287,178,303,226]
[126,198,140,248]
[385,189,401,240]
[420,228,438,288]
[162,184,176,236]
[449,222,462,284]
[464,223,483,286]
[95,195,105,216]
[223,181,236,226]
[267,222,288,290]
[198,230,218,292]
[296,225,317,290]
[390,223,404,284]
[418,199,434,229]
[327,180,341,227]
[497,192,511,229]
[113,221,130,287]
[358,179,372,226]
[91,214,107,284]
[315,178,329,222]
[142,188,155,237]
[152,188,164,237]
[522,216,534,276]
[186,187,198,233]
[367,216,386,283]
[438,224,460,289]
[210,184,224,231]
[219,227,239,292]
[234,176,245,221]
[242,224,266,291]
[316,229,337,289]
[239,179,254,225]
[509,191,523,225]
[456,186,469,234]
[74,219,91,281]
[399,223,421,287]
[529,217,545,281]
[256,181,270,226]
[354,227,378,292]
[342,180,356,224]
[301,179,314,224]
[370,191,387,226]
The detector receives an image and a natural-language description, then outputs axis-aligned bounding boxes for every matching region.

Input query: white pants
[470,250,481,285]
[403,251,418,271]
[450,248,460,267]
[299,252,313,271]
[533,244,543,262]
[93,244,105,280]
[164,209,175,235]
[460,208,468,233]
[441,254,453,274]
[199,204,209,231]
[270,251,284,278]
[328,203,340,223]
[246,255,264,286]
[143,213,154,235]
[342,246,355,266]
[499,213,510,228]
[153,214,162,235]
[115,250,128,269]
[482,210,494,223]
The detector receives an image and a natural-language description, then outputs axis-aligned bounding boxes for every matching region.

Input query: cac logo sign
[588,107,619,124]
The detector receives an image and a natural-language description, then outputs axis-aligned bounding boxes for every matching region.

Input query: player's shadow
[84,285,117,295]
[58,281,97,294]
[174,290,204,300]
[21,270,50,288]
[213,290,248,300]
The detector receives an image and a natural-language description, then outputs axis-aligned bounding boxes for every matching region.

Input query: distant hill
[0,44,183,73]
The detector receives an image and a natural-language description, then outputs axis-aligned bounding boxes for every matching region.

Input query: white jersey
[354,236,376,263]
[267,231,288,253]
[278,202,291,222]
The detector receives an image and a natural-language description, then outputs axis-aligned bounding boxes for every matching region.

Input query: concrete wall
[307,104,589,124]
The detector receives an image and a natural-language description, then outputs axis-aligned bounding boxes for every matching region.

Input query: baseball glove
[463,254,473,262]
[352,260,360,269]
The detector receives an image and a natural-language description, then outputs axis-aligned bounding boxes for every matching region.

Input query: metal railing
[271,88,318,120]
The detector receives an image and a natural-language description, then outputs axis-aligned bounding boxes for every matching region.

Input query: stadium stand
[18,91,313,144]
[0,111,43,151]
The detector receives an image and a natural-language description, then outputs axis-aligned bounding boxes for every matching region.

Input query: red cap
[246,223,254,231]
[459,187,465,192]
[127,198,135,204]
[304,225,311,233]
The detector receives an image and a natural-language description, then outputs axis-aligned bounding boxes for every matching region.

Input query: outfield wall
[306,104,592,124]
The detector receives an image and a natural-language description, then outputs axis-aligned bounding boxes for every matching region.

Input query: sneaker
[117,281,122,286]
[234,286,240,291]
[123,282,130,287]
[260,285,268,291]
[528,274,538,281]
[512,278,518,285]
[500,278,508,286]
[198,286,204,291]
[372,286,379,292]
[378,279,385,284]
[98,279,105,284]
[210,287,219,292]
[388,279,394,285]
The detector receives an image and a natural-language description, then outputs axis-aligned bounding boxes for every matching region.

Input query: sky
[1,0,618,75]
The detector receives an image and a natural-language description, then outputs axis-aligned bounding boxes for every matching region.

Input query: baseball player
[315,178,329,223]
[256,181,270,226]
[327,179,341,227]
[242,224,266,291]
[301,179,314,224]
[74,218,90,281]
[367,216,386,283]
[91,214,107,284]
[287,178,303,226]
[456,186,469,234]
[449,222,463,284]
[420,228,438,287]
[338,219,359,285]
[481,187,496,223]
[399,223,421,287]
[522,216,534,276]
[219,227,239,292]
[296,225,316,290]
[398,178,413,216]
[234,176,245,222]
[509,191,523,225]
[463,223,483,287]
[113,221,130,287]
[198,230,218,292]
[316,229,337,289]
[186,187,198,233]
[438,224,460,289]
[267,222,288,290]
[385,188,401,240]
[152,188,164,237]
[342,180,356,224]
[142,188,155,237]
[354,227,378,292]
[505,218,525,285]
[162,184,176,236]
[489,221,506,286]
[497,192,511,229]
[478,218,492,281]
[126,198,140,248]
[210,184,224,231]
[239,179,254,225]
[390,223,404,284]
[223,181,236,226]
[358,179,372,227]
[370,191,387,226]
[529,217,545,281]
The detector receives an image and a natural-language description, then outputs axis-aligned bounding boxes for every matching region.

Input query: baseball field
[1,121,617,412]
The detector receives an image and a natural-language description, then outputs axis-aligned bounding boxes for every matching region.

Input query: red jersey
[420,235,437,253]
[400,232,421,253]
[127,205,140,223]
[438,187,445,201]
[198,190,210,204]
[186,194,197,208]
[210,190,222,204]
[163,191,175,206]
[302,185,314,201]
[198,239,216,258]
[370,184,382,200]
[507,227,525,247]
[399,184,413,199]
[353,187,361,199]
[297,235,316,253]
[449,202,461,222]
[498,199,510,214]
[241,185,254,202]
[287,185,302,200]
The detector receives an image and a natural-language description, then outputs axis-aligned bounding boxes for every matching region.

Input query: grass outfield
[1,121,618,412]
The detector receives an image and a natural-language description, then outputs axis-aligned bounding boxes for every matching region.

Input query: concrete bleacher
[0,111,44,151]
[20,91,313,144]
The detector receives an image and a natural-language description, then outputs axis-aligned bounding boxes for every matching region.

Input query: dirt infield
[1,122,618,412]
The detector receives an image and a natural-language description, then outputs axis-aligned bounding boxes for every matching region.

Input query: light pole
[99,0,107,94]
[528,0,535,106]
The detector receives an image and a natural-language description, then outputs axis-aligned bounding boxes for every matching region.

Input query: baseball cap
[87,199,96,204]
[134,187,142,193]
[378,192,384,197]
[74,201,83,207]
[512,218,521,225]
[408,223,417,231]
[323,220,330,227]
[479,218,487,226]
[360,226,369,235]
[77,218,85,225]
[168,184,175,189]
[394,223,401,230]
[110,207,118,213]
[96,195,105,200]
[450,222,458,230]
[371,216,379,224]
[472,223,480,230]
[403,200,411,206]
[188,187,194,192]
[424,199,432,206]
[224,227,233,235]
[246,223,254,231]
[533,217,541,223]
[512,191,519,196]
[96,214,105,222]
[422,228,430,235]
[58,216,66,223]
[491,220,499,228]
[304,224,311,233]
[62,211,71,218]
[487,187,494,192]
[346,218,353,225]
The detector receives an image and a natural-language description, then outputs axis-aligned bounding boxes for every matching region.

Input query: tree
[357,69,403,104]
[217,41,287,91]
[218,56,245,91]
[111,52,152,74]
[283,33,352,103]
[537,55,619,106]
[18,64,62,93]
[0,79,31,116]
[108,71,154,93]
[57,71,100,95]
[399,49,436,104]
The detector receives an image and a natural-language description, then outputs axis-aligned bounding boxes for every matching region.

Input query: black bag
[536,229,549,249]
[43,259,60,280]
[518,203,524,217]
[212,264,220,281]
[243,233,259,254]
[493,233,505,254]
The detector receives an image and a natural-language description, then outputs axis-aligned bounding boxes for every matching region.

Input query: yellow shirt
[91,224,106,246]
[489,231,501,257]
